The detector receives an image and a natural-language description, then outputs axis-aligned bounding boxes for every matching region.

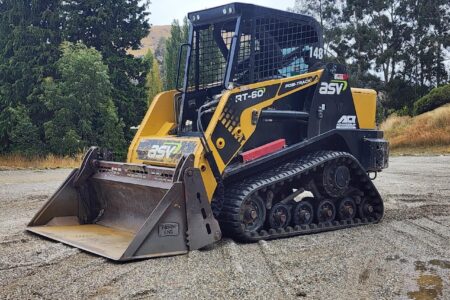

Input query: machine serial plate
[158,223,180,237]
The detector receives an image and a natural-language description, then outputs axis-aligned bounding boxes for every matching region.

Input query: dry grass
[381,104,450,155]
[0,153,82,170]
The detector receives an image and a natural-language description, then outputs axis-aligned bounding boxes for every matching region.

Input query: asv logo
[319,80,347,95]
[235,88,266,103]
[147,143,181,160]
[336,115,357,129]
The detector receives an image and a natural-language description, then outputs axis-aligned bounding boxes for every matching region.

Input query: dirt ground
[1,156,449,299]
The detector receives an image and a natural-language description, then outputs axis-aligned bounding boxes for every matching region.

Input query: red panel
[241,139,286,163]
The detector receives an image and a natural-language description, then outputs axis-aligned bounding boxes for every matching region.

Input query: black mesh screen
[235,15,320,85]
[188,22,235,90]
[187,13,320,90]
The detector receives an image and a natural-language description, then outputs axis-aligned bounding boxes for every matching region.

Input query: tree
[8,105,44,156]
[0,0,62,154]
[144,50,163,105]
[62,0,151,140]
[163,18,189,90]
[154,37,167,64]
[291,0,344,56]
[403,0,449,88]
[42,43,125,156]
[290,0,450,116]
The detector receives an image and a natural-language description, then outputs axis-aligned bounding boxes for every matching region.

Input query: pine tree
[62,0,151,141]
[0,0,62,154]
[9,105,44,156]
[155,37,167,64]
[42,42,125,156]
[144,50,163,105]
[163,20,185,90]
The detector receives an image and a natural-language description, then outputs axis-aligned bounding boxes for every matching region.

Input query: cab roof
[187,2,320,29]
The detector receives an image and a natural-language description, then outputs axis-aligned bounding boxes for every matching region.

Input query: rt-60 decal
[234,88,266,103]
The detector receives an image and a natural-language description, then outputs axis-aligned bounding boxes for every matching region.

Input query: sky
[148,0,296,25]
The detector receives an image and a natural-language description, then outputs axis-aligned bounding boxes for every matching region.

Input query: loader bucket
[26,149,221,261]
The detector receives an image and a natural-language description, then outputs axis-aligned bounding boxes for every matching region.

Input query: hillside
[128,25,171,57]
[381,104,450,155]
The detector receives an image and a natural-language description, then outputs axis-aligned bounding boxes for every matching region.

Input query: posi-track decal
[278,75,318,95]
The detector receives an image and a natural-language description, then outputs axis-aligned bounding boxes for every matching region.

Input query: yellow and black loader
[27,3,389,261]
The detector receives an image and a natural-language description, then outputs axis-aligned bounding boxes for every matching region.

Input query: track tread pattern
[219,151,384,242]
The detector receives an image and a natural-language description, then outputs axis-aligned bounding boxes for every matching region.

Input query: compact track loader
[28,3,389,261]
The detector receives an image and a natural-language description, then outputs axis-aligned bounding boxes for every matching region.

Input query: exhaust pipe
[27,148,221,261]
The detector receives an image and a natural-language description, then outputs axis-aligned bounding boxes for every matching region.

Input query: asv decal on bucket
[147,142,181,160]
[137,139,197,164]
[336,115,357,129]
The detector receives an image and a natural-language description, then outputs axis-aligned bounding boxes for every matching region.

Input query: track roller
[268,203,291,229]
[292,200,314,226]
[338,197,357,220]
[316,200,336,223]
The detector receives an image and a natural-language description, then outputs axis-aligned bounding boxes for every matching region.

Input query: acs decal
[336,115,357,129]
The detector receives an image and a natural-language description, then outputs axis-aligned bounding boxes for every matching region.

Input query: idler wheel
[240,195,266,232]
[319,163,351,198]
[358,197,380,220]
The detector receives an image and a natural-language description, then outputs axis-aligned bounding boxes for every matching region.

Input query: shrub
[413,84,450,115]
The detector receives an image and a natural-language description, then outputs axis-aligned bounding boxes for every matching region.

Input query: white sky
[148,0,296,25]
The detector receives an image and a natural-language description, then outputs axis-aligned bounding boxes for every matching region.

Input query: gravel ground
[1,156,450,299]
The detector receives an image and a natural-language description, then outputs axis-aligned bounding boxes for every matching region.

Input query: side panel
[127,90,179,163]
[352,88,377,129]
[210,84,280,166]
[204,71,323,173]
[307,66,358,138]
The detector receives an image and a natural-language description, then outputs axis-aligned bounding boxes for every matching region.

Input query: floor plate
[27,224,135,260]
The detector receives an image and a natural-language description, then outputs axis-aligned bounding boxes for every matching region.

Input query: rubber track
[219,151,384,242]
